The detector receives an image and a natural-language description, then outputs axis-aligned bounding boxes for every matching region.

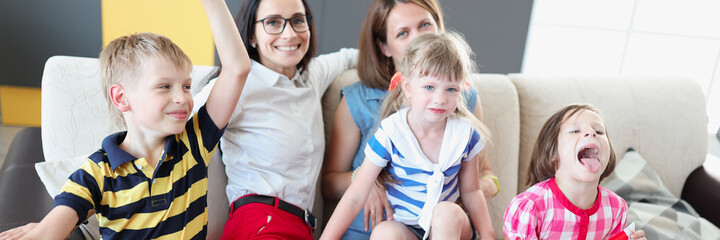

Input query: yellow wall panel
[101,0,215,66]
[0,86,41,126]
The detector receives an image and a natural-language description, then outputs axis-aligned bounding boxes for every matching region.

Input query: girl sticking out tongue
[503,104,646,240]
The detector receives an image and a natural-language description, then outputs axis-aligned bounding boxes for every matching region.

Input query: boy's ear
[377,39,392,57]
[109,84,131,112]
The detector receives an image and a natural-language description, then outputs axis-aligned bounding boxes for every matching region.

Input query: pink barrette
[388,72,402,92]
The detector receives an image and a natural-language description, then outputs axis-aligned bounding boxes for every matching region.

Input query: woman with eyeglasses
[321,0,499,239]
[192,0,357,239]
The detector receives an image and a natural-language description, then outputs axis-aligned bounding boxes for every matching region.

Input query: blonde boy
[0,0,249,239]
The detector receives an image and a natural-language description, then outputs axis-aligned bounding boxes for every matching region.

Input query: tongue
[580,158,600,173]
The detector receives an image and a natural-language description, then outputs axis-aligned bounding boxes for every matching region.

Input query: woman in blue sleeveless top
[321,0,500,239]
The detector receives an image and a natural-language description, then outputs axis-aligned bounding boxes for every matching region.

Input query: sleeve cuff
[195,105,226,151]
[54,193,93,226]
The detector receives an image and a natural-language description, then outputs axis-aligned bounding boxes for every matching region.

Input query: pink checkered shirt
[503,178,628,240]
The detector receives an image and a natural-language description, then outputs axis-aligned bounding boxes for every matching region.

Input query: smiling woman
[321,1,499,239]
[191,0,358,239]
[234,0,316,79]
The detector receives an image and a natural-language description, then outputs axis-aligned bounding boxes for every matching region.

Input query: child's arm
[320,159,384,240]
[322,98,394,231]
[1,160,99,240]
[503,194,540,239]
[459,151,495,240]
[200,0,251,129]
[470,93,499,199]
[0,206,79,240]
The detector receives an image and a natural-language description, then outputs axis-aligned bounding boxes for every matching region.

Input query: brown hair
[234,0,317,73]
[357,0,445,89]
[99,32,192,132]
[526,104,617,186]
[376,32,490,185]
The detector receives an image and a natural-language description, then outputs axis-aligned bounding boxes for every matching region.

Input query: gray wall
[224,0,533,74]
[442,1,533,74]
[1,0,532,87]
[308,0,533,74]
[0,0,102,87]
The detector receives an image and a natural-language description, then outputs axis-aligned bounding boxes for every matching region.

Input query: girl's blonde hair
[99,32,192,132]
[377,31,491,184]
[526,104,617,186]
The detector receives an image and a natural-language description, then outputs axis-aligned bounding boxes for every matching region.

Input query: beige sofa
[16,55,715,239]
[324,71,713,237]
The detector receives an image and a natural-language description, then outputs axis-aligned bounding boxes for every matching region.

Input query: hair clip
[388,72,402,92]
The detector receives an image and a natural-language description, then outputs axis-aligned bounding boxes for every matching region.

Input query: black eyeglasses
[256,15,312,35]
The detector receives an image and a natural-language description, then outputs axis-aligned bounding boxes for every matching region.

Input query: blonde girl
[321,31,494,240]
[322,1,499,239]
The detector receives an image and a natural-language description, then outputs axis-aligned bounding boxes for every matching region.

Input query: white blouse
[193,48,357,210]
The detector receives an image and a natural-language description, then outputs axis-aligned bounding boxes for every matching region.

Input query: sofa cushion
[35,155,87,197]
[509,74,708,197]
[601,150,720,239]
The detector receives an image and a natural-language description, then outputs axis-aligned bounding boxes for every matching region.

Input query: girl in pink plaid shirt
[503,104,646,240]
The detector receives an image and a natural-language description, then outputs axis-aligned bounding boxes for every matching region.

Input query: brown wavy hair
[357,0,445,90]
[526,104,617,186]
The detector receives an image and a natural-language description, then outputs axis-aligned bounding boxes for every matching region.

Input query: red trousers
[221,195,313,240]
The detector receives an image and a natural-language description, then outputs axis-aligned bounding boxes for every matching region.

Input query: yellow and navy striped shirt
[55,106,224,239]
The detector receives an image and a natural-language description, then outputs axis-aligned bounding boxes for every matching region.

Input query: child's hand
[0,223,38,240]
[363,183,393,231]
[629,230,646,240]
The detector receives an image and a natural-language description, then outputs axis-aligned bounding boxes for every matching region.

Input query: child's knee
[370,221,406,240]
[431,202,466,226]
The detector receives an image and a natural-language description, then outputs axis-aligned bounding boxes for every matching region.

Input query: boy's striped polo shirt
[54,106,224,239]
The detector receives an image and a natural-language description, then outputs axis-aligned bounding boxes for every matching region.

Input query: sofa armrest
[0,127,44,170]
[681,156,720,228]
[0,127,87,239]
[0,127,53,232]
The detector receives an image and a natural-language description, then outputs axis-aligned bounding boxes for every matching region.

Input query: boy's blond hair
[99,32,193,132]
